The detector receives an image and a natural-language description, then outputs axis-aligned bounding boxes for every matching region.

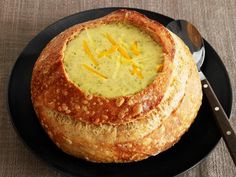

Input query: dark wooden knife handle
[202,79,236,166]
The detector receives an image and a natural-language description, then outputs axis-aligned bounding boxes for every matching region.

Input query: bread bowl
[31,9,202,162]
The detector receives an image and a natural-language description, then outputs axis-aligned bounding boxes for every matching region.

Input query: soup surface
[63,23,163,98]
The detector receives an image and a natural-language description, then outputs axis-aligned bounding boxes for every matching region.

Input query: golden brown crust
[31,9,202,163]
[31,9,175,125]
[36,42,201,162]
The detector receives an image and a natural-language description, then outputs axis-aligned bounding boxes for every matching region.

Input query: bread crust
[31,9,175,125]
[31,9,202,162]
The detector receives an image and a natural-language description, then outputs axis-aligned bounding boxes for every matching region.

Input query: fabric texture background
[0,0,235,176]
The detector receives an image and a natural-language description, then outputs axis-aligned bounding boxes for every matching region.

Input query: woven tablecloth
[0,0,235,176]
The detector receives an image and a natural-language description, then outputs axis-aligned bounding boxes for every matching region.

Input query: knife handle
[202,79,236,166]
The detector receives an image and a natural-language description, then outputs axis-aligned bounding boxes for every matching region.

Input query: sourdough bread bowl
[31,9,202,162]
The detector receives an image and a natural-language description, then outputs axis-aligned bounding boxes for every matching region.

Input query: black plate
[8,7,232,177]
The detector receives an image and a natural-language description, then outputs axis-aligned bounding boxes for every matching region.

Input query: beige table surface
[0,0,236,176]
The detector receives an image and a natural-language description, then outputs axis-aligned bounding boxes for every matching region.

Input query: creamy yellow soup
[63,23,163,98]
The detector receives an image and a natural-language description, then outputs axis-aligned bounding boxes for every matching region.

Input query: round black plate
[8,7,232,177]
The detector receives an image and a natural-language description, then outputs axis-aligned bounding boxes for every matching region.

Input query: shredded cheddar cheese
[82,40,98,65]
[82,64,107,80]
[105,33,117,46]
[130,41,140,56]
[105,33,132,60]
[98,45,118,58]
[130,64,143,79]
[117,47,132,60]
